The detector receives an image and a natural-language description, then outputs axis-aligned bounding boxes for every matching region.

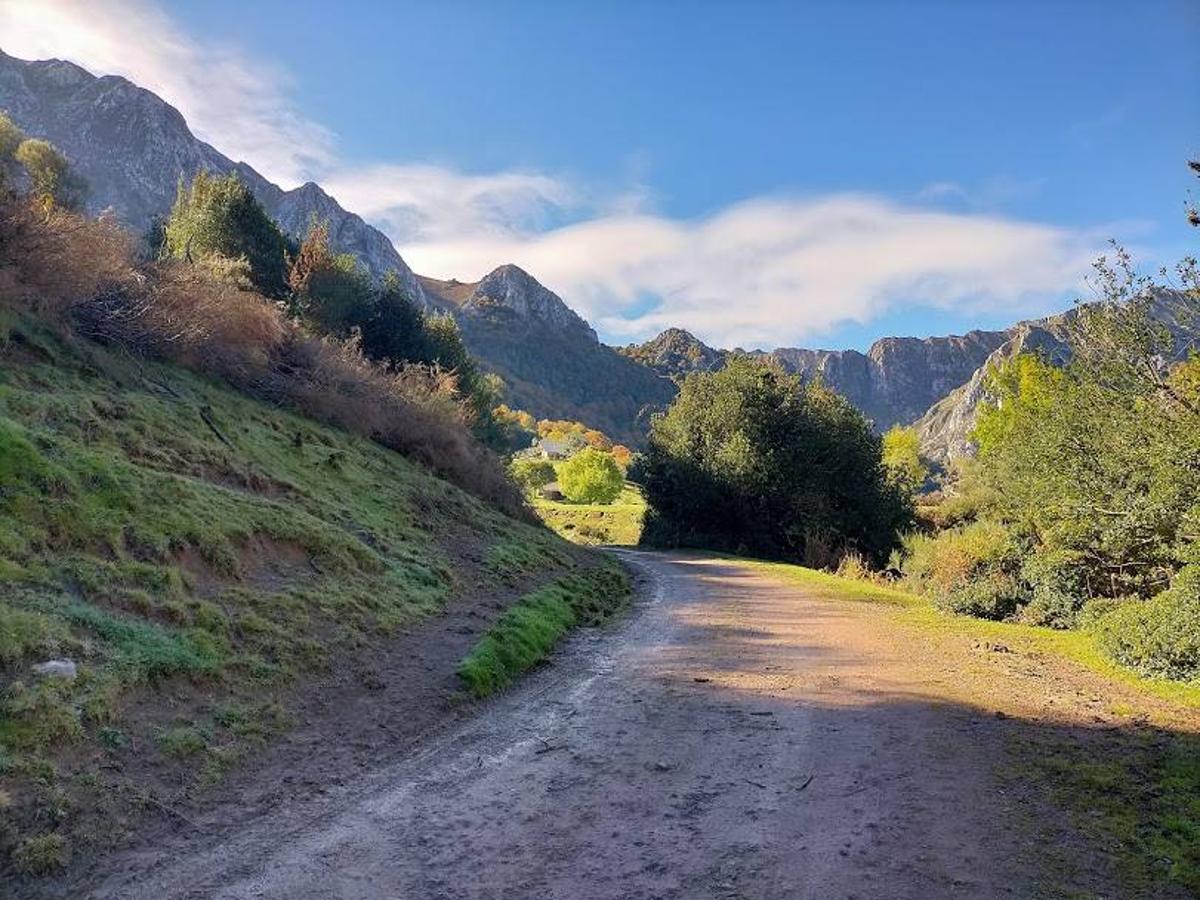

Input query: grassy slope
[0,311,593,874]
[735,556,1200,894]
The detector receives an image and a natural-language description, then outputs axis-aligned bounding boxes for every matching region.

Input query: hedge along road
[82,550,1189,899]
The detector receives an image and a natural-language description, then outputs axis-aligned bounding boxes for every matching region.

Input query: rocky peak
[0,49,426,305]
[915,289,1199,463]
[463,265,597,341]
[620,328,725,380]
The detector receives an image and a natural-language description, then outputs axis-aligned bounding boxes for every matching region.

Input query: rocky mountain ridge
[623,326,1010,432]
[914,290,1199,462]
[0,50,428,306]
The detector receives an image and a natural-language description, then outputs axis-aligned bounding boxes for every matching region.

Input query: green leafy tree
[881,425,927,495]
[0,113,24,190]
[558,448,624,504]
[12,137,85,209]
[509,457,556,494]
[641,356,909,565]
[360,272,428,364]
[164,171,290,297]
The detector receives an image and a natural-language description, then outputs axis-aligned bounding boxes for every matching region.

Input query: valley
[1,12,1198,899]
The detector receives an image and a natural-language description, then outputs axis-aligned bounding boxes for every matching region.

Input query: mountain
[619,328,726,381]
[6,49,1194,453]
[763,331,1010,431]
[421,268,676,445]
[915,290,1200,463]
[623,327,1009,432]
[0,49,428,305]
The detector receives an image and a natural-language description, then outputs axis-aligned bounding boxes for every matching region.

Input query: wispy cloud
[0,0,1105,348]
[398,194,1100,348]
[0,0,334,186]
[322,164,578,244]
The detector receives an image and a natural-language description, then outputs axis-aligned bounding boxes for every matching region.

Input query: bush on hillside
[1092,564,1200,682]
[163,171,291,298]
[640,356,910,565]
[881,425,928,496]
[0,194,527,518]
[558,448,624,504]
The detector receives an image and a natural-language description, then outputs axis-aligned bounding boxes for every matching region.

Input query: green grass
[457,561,632,697]
[533,483,646,546]
[0,312,581,874]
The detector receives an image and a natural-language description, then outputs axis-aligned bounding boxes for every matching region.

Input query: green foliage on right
[640,356,910,566]
[163,171,291,297]
[900,226,1200,680]
[1093,564,1200,681]
[557,447,624,504]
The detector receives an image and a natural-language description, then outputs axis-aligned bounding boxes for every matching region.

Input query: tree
[881,425,927,495]
[13,137,85,210]
[558,448,624,504]
[509,457,556,493]
[287,221,373,334]
[641,356,909,566]
[0,113,24,190]
[164,171,290,297]
[360,272,427,364]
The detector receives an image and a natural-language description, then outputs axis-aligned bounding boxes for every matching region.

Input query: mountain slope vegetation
[0,158,627,881]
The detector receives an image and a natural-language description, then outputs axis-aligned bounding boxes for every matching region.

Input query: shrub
[287,220,373,334]
[901,520,1027,620]
[12,832,68,874]
[13,138,85,210]
[881,425,927,495]
[1092,565,1200,681]
[509,458,556,493]
[1018,549,1091,628]
[558,448,623,504]
[835,551,877,583]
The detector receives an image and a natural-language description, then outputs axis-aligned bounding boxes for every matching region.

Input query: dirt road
[82,550,1167,898]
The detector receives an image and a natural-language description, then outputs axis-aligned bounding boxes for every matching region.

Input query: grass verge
[457,560,631,697]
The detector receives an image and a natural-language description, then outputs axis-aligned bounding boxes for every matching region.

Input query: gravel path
[87,551,1048,899]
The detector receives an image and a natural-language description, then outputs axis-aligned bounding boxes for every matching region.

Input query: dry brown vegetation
[0,196,527,516]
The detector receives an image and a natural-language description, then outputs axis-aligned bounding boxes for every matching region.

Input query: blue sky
[4,0,1198,349]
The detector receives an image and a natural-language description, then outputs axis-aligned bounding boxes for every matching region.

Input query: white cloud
[396,194,1099,348]
[0,0,334,186]
[322,164,578,244]
[0,0,1105,349]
